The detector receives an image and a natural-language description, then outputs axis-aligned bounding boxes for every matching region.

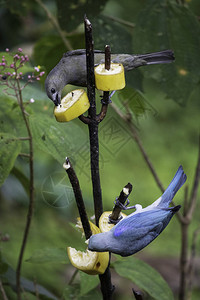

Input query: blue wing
[113,208,175,238]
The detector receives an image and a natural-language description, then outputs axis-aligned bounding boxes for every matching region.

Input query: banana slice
[95,63,125,91]
[67,218,109,275]
[67,247,109,275]
[54,89,90,122]
[99,211,127,233]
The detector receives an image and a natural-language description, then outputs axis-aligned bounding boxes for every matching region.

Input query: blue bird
[88,166,187,257]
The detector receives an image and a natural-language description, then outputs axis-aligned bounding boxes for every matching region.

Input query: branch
[187,227,200,299]
[109,183,132,222]
[187,137,200,220]
[132,288,144,300]
[103,14,135,29]
[111,102,165,192]
[84,16,103,226]
[16,76,34,300]
[84,16,114,300]
[0,280,9,300]
[110,102,185,222]
[35,0,73,51]
[96,45,111,123]
[63,157,92,239]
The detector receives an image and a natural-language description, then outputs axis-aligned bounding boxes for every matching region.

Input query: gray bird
[45,49,174,106]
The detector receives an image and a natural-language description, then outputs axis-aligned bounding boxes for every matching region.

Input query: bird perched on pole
[45,49,174,106]
[88,165,186,257]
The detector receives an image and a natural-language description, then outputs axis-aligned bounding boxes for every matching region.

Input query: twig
[63,157,92,240]
[111,102,165,192]
[0,280,9,300]
[132,288,144,300]
[68,269,79,285]
[34,0,73,51]
[84,16,114,300]
[16,70,34,300]
[84,16,103,226]
[96,45,111,123]
[187,137,200,220]
[178,139,200,300]
[19,153,31,158]
[179,222,189,300]
[187,227,200,300]
[109,183,132,222]
[111,101,184,223]
[103,14,135,29]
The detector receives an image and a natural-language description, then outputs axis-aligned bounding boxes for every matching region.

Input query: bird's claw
[100,91,116,104]
[114,197,135,210]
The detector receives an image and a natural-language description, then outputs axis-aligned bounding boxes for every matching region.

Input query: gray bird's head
[45,68,67,106]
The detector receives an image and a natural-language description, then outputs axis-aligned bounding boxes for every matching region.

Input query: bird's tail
[136,50,175,65]
[158,165,187,207]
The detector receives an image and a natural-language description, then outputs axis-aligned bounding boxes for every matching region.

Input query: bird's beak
[52,92,61,106]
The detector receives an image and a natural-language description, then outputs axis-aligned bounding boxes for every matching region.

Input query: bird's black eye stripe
[51,88,56,94]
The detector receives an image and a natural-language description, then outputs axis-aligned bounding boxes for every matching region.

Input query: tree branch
[63,157,92,239]
[35,0,73,51]
[84,16,114,300]
[111,102,165,192]
[84,16,103,226]
[187,137,200,220]
[109,183,132,222]
[16,75,34,300]
[0,280,9,300]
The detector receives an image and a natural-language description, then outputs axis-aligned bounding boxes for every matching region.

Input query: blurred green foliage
[0,0,200,299]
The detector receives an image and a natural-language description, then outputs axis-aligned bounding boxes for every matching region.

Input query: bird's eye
[51,88,56,94]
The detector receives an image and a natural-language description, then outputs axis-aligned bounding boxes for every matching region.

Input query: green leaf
[63,284,80,300]
[56,0,108,32]
[63,284,101,300]
[33,34,85,74]
[79,271,99,296]
[93,15,132,53]
[0,95,25,135]
[133,0,200,105]
[26,247,68,264]
[118,86,154,119]
[0,259,58,299]
[29,113,87,164]
[21,82,47,102]
[0,253,9,275]
[11,166,30,195]
[113,256,174,300]
[0,133,21,186]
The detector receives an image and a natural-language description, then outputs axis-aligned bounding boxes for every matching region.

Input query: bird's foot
[114,198,136,210]
[100,91,116,104]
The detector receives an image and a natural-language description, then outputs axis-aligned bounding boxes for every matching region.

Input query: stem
[35,0,73,51]
[85,16,103,226]
[68,269,79,285]
[179,222,189,300]
[111,102,165,192]
[187,227,200,299]
[132,288,144,300]
[63,157,92,239]
[109,183,132,222]
[103,14,135,28]
[15,76,34,300]
[84,16,114,300]
[111,102,184,223]
[0,280,9,300]
[187,137,200,220]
